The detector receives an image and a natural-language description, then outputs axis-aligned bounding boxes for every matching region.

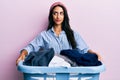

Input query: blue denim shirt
[23,28,89,54]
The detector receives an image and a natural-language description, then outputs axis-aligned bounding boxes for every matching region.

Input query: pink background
[0,0,120,80]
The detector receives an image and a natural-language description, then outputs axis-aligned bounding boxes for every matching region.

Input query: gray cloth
[55,54,78,67]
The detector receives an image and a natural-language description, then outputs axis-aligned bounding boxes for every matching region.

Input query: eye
[60,12,64,15]
[53,12,57,15]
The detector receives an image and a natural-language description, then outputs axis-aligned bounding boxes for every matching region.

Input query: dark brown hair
[47,4,77,49]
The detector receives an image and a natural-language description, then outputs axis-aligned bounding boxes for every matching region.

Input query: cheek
[53,16,56,20]
[61,16,64,20]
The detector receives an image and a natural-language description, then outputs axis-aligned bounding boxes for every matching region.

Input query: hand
[16,54,25,66]
[97,53,102,61]
[88,49,103,61]
[16,49,28,66]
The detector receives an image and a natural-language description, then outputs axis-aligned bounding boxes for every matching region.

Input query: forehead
[53,6,64,12]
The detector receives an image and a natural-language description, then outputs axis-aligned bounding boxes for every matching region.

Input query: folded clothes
[23,48,54,66]
[60,49,102,66]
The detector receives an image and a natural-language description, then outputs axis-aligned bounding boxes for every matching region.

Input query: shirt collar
[50,27,65,34]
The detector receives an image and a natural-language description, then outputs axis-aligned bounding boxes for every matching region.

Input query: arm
[74,31,102,61]
[16,31,46,65]
[74,31,89,53]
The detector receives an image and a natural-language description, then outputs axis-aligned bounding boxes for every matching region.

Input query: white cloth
[48,55,71,67]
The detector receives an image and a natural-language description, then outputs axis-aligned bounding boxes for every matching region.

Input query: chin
[55,22,62,25]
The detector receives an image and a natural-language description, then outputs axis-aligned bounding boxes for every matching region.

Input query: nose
[56,13,60,19]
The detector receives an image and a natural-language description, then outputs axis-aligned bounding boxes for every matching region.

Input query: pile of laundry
[23,48,102,67]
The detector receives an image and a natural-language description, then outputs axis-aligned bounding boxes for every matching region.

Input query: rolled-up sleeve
[74,31,90,53]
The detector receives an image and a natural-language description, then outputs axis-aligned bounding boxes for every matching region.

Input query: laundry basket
[17,60,105,80]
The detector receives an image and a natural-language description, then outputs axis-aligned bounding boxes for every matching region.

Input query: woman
[16,2,101,65]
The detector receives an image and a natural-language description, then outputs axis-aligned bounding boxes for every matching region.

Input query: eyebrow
[53,11,64,14]
[53,10,64,12]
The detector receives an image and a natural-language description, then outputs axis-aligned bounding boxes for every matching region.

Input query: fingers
[16,55,25,66]
[98,56,102,61]
[16,59,20,66]
[16,57,22,66]
[97,54,104,62]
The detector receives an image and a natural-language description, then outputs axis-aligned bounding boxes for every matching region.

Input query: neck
[53,25,62,36]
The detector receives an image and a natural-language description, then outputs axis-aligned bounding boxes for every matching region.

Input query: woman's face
[52,6,64,26]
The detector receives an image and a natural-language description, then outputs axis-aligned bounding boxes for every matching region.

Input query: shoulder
[37,30,48,36]
[72,30,84,40]
[40,30,47,35]
[37,29,52,37]
[73,30,81,36]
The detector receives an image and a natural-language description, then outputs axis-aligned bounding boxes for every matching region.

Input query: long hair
[47,4,77,49]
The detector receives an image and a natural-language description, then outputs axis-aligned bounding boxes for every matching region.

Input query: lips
[55,19,61,22]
